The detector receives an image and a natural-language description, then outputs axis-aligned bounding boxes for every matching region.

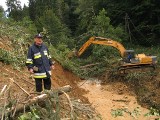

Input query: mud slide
[0,62,159,119]
[51,63,159,119]
[78,79,151,120]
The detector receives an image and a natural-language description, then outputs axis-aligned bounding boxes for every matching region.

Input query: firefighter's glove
[33,66,38,72]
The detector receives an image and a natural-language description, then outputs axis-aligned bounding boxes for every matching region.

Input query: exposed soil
[79,79,149,120]
[0,61,160,119]
[51,62,89,102]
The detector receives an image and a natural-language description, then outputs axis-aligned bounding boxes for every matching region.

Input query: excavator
[73,36,157,72]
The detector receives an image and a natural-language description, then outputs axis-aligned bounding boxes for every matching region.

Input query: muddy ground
[0,61,160,119]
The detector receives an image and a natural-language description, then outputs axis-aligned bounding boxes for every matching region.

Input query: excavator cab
[123,50,157,65]
[123,50,135,63]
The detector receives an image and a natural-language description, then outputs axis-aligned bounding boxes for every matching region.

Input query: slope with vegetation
[0,20,99,119]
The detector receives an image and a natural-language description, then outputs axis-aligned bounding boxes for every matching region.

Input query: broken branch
[10,78,30,96]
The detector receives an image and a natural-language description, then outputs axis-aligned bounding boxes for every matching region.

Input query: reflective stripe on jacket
[26,43,53,78]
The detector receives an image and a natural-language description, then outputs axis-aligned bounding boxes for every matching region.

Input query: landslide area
[0,26,160,119]
[1,60,160,119]
[0,61,100,119]
[0,23,100,119]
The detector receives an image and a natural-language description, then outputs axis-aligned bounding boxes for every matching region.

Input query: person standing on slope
[26,33,55,92]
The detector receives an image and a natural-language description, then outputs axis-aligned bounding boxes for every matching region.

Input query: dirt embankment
[51,62,89,102]
[0,61,160,119]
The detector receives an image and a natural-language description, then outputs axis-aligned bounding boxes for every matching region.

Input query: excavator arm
[77,36,126,57]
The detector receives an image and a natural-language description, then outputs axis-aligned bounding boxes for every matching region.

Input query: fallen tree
[0,85,72,119]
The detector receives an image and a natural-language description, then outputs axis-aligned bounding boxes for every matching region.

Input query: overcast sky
[0,0,29,10]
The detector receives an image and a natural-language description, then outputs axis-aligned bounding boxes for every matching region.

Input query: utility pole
[125,13,132,43]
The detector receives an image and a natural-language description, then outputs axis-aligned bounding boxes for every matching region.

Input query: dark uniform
[26,43,54,92]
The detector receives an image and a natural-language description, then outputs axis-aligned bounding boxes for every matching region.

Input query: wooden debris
[61,91,74,119]
[0,85,7,96]
[0,85,72,118]
[80,63,100,69]
[112,99,130,103]
[10,78,30,96]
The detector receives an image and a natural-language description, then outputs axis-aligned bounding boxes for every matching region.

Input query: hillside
[0,59,160,119]
[0,24,160,119]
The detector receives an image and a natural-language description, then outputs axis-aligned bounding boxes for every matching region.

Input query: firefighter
[26,34,55,92]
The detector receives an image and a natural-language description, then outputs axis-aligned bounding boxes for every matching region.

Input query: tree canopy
[1,0,160,46]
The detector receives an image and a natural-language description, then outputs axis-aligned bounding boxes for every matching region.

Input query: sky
[0,0,29,10]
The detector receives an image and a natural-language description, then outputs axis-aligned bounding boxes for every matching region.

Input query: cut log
[80,63,100,69]
[0,85,72,118]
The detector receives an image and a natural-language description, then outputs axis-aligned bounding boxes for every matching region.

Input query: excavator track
[118,63,155,73]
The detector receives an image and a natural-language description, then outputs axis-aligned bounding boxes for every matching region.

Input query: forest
[1,0,159,46]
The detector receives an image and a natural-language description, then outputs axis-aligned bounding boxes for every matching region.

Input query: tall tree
[130,0,160,45]
[6,0,23,21]
[28,0,72,43]
[96,0,160,45]
[74,0,97,35]
[0,6,4,18]
[28,0,36,21]
[38,9,70,45]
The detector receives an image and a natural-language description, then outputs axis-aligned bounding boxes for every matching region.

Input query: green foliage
[75,0,160,46]
[4,0,160,46]
[0,49,16,64]
[28,0,74,45]
[38,9,70,45]
[18,108,40,120]
[111,108,125,117]
[90,9,126,40]
[74,0,96,34]
[124,69,156,82]
[130,1,160,46]
[48,44,107,78]
[6,0,24,21]
[73,9,127,74]
[0,47,26,69]
[92,46,120,61]
[0,16,36,69]
[125,72,146,81]
[49,44,79,72]
[69,9,127,77]
[19,16,37,34]
[0,5,4,18]
[111,107,141,118]
[144,107,160,118]
[18,92,61,120]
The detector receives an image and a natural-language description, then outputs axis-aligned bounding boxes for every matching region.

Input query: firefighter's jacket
[26,43,53,78]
